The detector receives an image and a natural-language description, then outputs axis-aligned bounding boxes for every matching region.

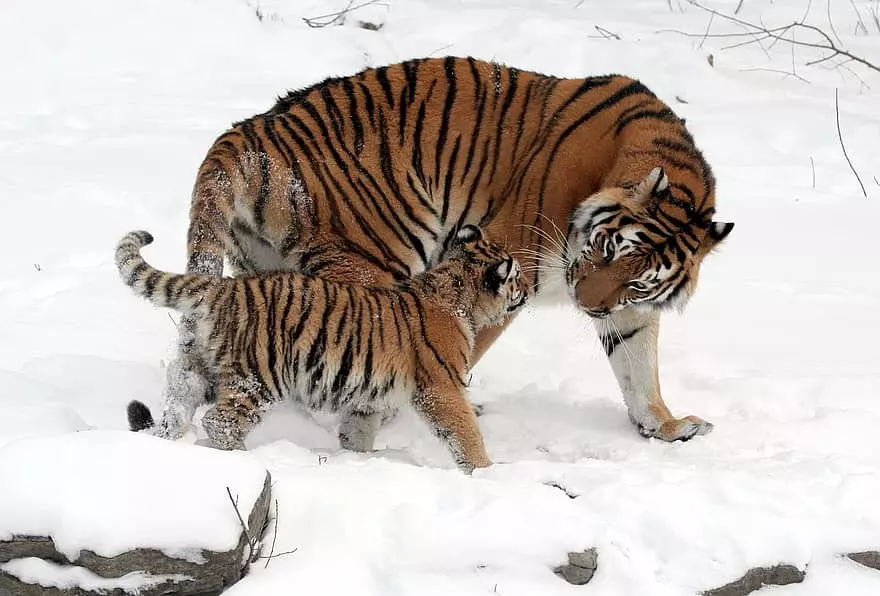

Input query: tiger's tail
[115,230,225,316]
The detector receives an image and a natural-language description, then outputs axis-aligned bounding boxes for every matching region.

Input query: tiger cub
[117,225,527,472]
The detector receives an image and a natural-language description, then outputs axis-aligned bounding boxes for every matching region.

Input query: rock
[567,549,598,570]
[0,473,272,596]
[847,551,880,571]
[702,564,806,596]
[554,548,598,586]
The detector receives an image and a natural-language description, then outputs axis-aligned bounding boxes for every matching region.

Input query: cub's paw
[638,415,713,442]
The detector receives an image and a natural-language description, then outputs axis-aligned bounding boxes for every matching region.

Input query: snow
[1,558,189,595]
[0,430,268,561]
[1,0,879,594]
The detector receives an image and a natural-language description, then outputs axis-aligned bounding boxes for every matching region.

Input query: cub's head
[565,166,734,318]
[448,224,528,327]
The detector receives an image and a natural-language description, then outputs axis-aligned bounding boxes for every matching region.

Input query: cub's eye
[626,280,651,293]
[602,239,615,264]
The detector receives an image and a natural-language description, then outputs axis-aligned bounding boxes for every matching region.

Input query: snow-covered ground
[2,0,880,594]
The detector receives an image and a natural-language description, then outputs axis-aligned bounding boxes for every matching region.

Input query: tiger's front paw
[638,415,714,442]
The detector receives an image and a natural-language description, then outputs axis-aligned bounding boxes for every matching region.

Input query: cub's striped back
[119,225,526,473]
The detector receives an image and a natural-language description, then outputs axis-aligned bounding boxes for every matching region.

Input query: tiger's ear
[455,224,483,244]
[634,166,670,202]
[700,221,735,254]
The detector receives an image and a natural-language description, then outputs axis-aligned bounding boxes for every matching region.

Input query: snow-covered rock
[0,431,272,595]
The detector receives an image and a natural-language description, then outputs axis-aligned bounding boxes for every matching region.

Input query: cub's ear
[493,258,512,280]
[485,258,513,291]
[700,221,735,254]
[455,224,483,244]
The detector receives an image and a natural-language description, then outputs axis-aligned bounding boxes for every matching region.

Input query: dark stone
[0,472,272,596]
[568,548,598,570]
[702,564,806,596]
[553,548,598,586]
[847,551,880,571]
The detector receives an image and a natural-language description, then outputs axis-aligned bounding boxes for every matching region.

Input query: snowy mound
[0,430,269,560]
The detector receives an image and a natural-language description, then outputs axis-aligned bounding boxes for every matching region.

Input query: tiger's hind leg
[412,381,492,474]
[595,308,713,442]
[201,373,272,451]
[337,409,383,452]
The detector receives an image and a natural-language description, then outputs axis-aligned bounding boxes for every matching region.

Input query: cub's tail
[115,230,223,314]
[127,400,155,432]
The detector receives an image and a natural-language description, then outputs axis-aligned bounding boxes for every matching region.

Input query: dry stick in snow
[594,25,621,40]
[676,0,880,76]
[848,0,869,35]
[810,156,816,188]
[834,89,867,198]
[302,0,385,29]
[226,487,258,565]
[699,9,715,49]
[259,500,298,567]
[826,0,843,45]
[871,1,880,34]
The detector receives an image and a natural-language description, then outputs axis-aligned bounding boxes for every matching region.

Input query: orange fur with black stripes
[157,56,733,446]
[117,225,526,473]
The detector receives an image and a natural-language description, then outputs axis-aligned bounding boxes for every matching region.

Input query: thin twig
[428,44,453,57]
[257,548,299,562]
[834,89,867,198]
[810,156,816,188]
[848,0,869,35]
[302,0,385,29]
[871,1,880,34]
[263,500,280,569]
[594,25,621,40]
[734,0,745,15]
[675,1,880,75]
[874,175,879,189]
[827,0,842,45]
[226,487,257,564]
[737,67,811,83]
[699,10,715,49]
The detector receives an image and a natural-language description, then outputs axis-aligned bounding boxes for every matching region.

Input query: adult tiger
[152,56,733,447]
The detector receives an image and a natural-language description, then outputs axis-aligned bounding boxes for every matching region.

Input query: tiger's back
[164,55,734,448]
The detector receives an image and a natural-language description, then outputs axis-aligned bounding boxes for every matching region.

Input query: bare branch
[594,25,621,40]
[738,67,811,84]
[673,1,880,76]
[263,500,280,568]
[826,0,843,45]
[734,0,745,15]
[834,89,867,198]
[699,10,715,49]
[810,156,816,188]
[848,0,869,35]
[226,487,257,565]
[303,0,386,29]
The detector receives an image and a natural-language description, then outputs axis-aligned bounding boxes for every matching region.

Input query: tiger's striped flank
[154,56,732,446]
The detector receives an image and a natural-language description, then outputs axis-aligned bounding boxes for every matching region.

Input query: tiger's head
[564,166,734,319]
[448,224,528,327]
